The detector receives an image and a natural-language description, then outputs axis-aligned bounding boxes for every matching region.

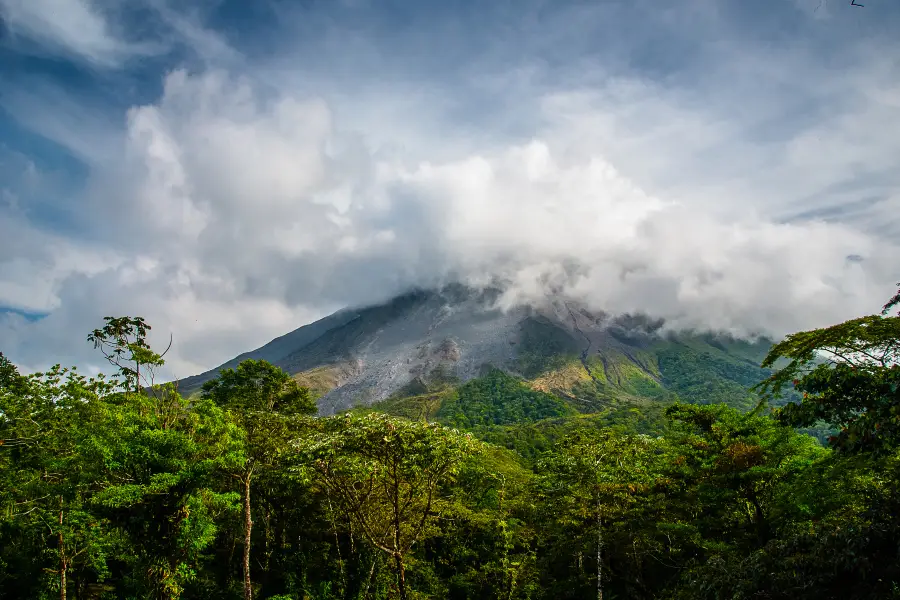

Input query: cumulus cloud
[1,0,898,378]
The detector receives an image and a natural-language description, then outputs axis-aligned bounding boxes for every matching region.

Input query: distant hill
[176,284,779,415]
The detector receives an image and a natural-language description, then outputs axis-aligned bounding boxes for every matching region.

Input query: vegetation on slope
[437,368,576,428]
[655,343,769,411]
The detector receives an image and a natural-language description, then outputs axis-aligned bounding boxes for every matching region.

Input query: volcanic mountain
[176,285,776,415]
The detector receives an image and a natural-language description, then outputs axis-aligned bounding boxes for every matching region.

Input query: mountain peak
[177,286,775,415]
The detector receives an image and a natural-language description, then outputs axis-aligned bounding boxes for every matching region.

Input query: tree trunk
[391,465,407,600]
[394,552,407,600]
[326,497,346,596]
[59,557,66,600]
[361,557,377,600]
[262,506,271,589]
[243,474,253,600]
[750,495,769,547]
[596,499,603,600]
[58,507,67,600]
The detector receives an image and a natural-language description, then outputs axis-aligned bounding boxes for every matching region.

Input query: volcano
[176,285,776,415]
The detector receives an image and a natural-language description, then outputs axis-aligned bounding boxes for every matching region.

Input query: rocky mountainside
[177,284,777,415]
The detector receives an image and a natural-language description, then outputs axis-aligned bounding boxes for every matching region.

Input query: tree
[758,286,900,454]
[200,359,314,415]
[85,384,244,599]
[0,352,27,394]
[664,403,824,550]
[0,362,119,600]
[297,413,482,600]
[83,317,243,599]
[87,317,170,393]
[539,430,666,600]
[883,282,900,316]
[201,359,316,600]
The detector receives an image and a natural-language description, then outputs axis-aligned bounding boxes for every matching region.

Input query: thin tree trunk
[596,498,603,600]
[361,557,377,600]
[58,506,67,600]
[394,553,407,600]
[243,473,253,600]
[326,496,346,596]
[262,506,271,589]
[391,464,407,600]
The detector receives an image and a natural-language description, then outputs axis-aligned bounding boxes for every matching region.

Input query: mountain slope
[177,285,779,414]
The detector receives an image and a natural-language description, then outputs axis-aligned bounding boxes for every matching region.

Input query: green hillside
[355,330,782,424]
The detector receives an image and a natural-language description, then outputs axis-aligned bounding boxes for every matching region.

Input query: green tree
[1,361,120,600]
[664,403,824,551]
[758,286,900,453]
[83,317,243,599]
[87,316,170,393]
[298,413,482,600]
[85,385,244,599]
[539,429,668,600]
[201,359,316,600]
[437,368,573,429]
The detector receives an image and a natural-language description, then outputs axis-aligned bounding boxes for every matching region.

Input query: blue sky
[1,0,898,378]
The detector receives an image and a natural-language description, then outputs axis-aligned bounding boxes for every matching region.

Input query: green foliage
[537,428,673,599]
[201,359,317,600]
[759,313,900,454]
[354,390,450,422]
[296,413,483,599]
[473,405,670,464]
[664,403,825,548]
[4,296,900,600]
[657,344,770,410]
[437,368,574,429]
[516,317,582,378]
[87,316,168,392]
[88,388,244,598]
[201,358,317,415]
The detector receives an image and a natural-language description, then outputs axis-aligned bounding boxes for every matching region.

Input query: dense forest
[2,287,899,600]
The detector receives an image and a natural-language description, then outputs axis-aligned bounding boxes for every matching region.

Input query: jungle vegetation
[2,287,899,599]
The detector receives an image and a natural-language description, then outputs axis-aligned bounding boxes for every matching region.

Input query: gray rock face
[314,291,528,414]
[177,283,775,415]
[177,285,661,409]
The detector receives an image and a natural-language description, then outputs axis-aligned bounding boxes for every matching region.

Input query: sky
[1,0,898,380]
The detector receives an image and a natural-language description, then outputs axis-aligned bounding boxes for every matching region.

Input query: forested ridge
[2,289,900,600]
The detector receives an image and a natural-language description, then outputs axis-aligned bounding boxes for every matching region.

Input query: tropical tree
[758,285,900,453]
[297,413,482,600]
[201,359,316,600]
[87,316,170,393]
[0,361,118,599]
[664,403,824,551]
[539,429,668,600]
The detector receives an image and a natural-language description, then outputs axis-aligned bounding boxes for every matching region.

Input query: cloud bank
[1,0,898,378]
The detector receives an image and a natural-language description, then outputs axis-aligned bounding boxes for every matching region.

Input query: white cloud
[2,0,899,378]
[0,0,162,66]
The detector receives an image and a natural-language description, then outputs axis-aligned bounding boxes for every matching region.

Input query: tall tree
[0,362,119,599]
[87,316,170,393]
[83,317,243,599]
[758,286,900,454]
[539,430,666,600]
[85,383,244,599]
[298,413,482,600]
[201,359,316,600]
